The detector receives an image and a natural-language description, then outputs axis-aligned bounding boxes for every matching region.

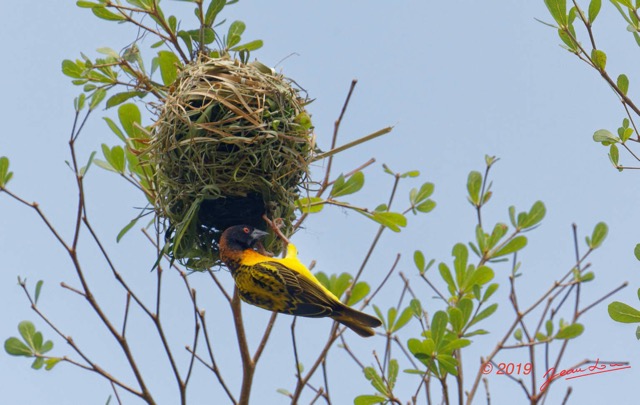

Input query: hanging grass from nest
[151,56,314,270]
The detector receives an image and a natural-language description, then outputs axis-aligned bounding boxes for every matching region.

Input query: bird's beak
[250,229,269,241]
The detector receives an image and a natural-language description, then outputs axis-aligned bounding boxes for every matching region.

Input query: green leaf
[107,146,126,173]
[276,388,291,397]
[482,283,499,302]
[89,88,107,110]
[388,358,399,389]
[347,282,370,306]
[558,29,578,52]
[205,0,225,26]
[4,337,32,356]
[19,321,37,347]
[61,60,84,79]
[546,319,554,336]
[156,51,181,86]
[514,328,523,341]
[332,273,352,299]
[316,272,329,289]
[392,306,414,332]
[544,0,568,26]
[448,307,464,333]
[373,305,385,329]
[94,159,116,173]
[414,250,425,273]
[0,156,13,188]
[401,170,420,178]
[410,299,423,318]
[227,21,246,48]
[464,266,494,290]
[79,151,97,178]
[464,329,489,337]
[431,311,448,346]
[117,216,142,242]
[387,308,397,330]
[331,171,364,197]
[634,243,640,261]
[35,280,43,305]
[364,367,388,395]
[96,47,120,59]
[102,117,126,142]
[369,212,407,232]
[467,171,482,205]
[589,222,608,249]
[92,6,125,21]
[31,357,45,370]
[593,129,619,144]
[469,303,498,327]
[487,223,507,249]
[493,236,527,257]
[608,301,640,323]
[555,323,584,339]
[442,338,471,352]
[617,74,629,95]
[106,91,146,109]
[609,144,620,167]
[118,103,142,138]
[74,93,86,112]
[178,31,194,55]
[414,182,434,203]
[452,243,468,286]
[354,395,386,405]
[44,357,61,371]
[436,354,458,376]
[41,340,53,354]
[296,197,324,214]
[416,200,436,213]
[520,201,546,229]
[458,299,473,325]
[76,1,100,7]
[588,0,602,22]
[439,263,456,295]
[508,206,517,228]
[591,49,607,70]
[231,39,264,52]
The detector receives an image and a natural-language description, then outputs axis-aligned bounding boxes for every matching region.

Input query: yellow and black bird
[219,225,382,337]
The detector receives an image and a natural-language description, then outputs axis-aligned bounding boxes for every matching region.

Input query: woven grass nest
[151,56,314,270]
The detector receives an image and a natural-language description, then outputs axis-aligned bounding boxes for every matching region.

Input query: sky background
[2,1,640,404]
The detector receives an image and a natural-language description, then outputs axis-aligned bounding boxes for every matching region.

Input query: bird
[219,224,382,337]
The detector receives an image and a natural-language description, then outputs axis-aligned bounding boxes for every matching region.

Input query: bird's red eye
[243,227,250,234]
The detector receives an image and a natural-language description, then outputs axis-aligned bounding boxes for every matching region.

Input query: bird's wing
[258,260,337,318]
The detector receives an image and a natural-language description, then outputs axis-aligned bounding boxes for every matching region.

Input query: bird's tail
[332,305,382,338]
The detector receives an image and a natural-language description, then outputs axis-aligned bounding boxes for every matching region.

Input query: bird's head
[220,225,268,251]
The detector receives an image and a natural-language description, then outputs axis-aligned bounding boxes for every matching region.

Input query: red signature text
[540,359,630,392]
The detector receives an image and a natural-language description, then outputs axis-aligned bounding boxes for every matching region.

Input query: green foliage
[356,359,400,403]
[0,156,13,188]
[295,165,435,232]
[586,222,608,249]
[407,311,471,378]
[555,322,584,340]
[315,272,371,306]
[608,300,640,323]
[330,172,365,198]
[544,0,568,27]
[62,0,264,121]
[4,321,59,370]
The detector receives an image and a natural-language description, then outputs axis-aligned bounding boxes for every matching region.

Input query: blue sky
[2,1,639,404]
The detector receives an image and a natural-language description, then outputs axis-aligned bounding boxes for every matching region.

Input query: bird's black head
[220,225,268,251]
